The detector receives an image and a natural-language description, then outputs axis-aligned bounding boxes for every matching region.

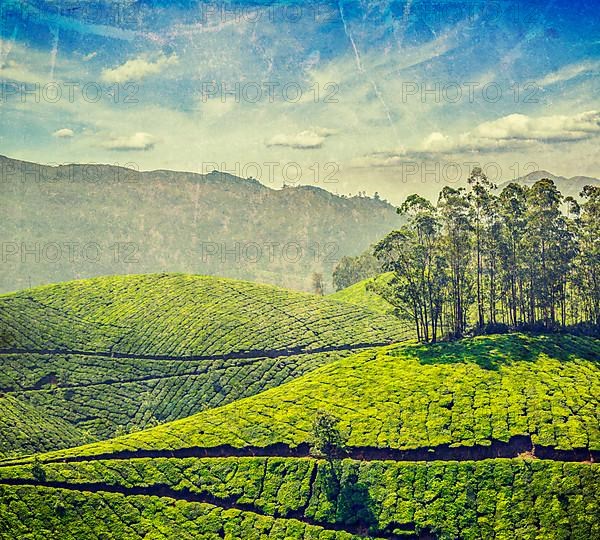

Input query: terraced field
[1,334,599,538]
[17,334,598,463]
[0,456,598,539]
[0,274,410,457]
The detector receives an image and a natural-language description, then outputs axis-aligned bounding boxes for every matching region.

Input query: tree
[31,457,46,482]
[572,186,600,326]
[523,179,575,327]
[374,195,446,342]
[370,177,598,339]
[437,186,474,338]
[311,410,347,476]
[498,183,528,326]
[312,272,325,295]
[332,251,381,291]
[467,167,496,328]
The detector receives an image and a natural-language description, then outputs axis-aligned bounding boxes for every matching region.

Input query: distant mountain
[498,170,599,198]
[0,155,402,293]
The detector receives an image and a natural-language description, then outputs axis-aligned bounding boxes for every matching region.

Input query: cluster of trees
[332,251,382,291]
[373,169,599,342]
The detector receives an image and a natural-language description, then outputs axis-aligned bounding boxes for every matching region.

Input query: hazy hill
[499,169,599,198]
[0,155,402,293]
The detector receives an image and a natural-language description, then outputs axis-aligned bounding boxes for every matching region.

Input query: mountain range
[497,169,599,198]
[0,155,401,293]
[1,155,597,294]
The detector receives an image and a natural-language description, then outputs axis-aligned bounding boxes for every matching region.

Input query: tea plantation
[0,454,598,538]
[0,274,411,457]
[18,333,598,463]
[1,277,599,539]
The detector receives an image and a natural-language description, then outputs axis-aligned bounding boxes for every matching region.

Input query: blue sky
[0,0,598,201]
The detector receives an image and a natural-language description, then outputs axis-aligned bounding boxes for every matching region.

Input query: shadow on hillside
[318,466,378,535]
[394,333,599,371]
[317,466,428,538]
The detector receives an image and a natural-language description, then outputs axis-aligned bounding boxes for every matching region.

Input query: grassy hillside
[0,274,409,456]
[329,274,394,315]
[20,333,599,462]
[0,457,598,539]
[0,155,402,293]
[1,333,599,539]
[0,396,86,459]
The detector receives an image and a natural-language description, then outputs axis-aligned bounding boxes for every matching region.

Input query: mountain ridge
[0,155,401,293]
[499,169,599,197]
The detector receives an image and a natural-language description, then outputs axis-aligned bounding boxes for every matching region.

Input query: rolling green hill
[0,274,410,457]
[0,333,598,539]
[0,273,406,356]
[329,274,395,315]
[17,333,599,462]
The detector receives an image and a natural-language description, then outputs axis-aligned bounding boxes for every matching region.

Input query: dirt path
[1,436,596,467]
[0,340,397,363]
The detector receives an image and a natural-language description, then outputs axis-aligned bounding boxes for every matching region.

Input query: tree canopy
[373,173,599,341]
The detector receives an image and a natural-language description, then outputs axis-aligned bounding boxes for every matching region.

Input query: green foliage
[0,457,598,539]
[332,251,382,291]
[311,411,347,460]
[17,334,599,463]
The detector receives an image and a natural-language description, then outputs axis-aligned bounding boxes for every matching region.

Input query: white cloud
[538,60,600,87]
[53,128,74,138]
[422,132,453,152]
[355,111,600,166]
[265,128,335,149]
[103,132,157,151]
[101,54,179,83]
[469,110,600,143]
[420,110,600,155]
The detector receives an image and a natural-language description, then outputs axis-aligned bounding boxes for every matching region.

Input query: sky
[0,0,599,203]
